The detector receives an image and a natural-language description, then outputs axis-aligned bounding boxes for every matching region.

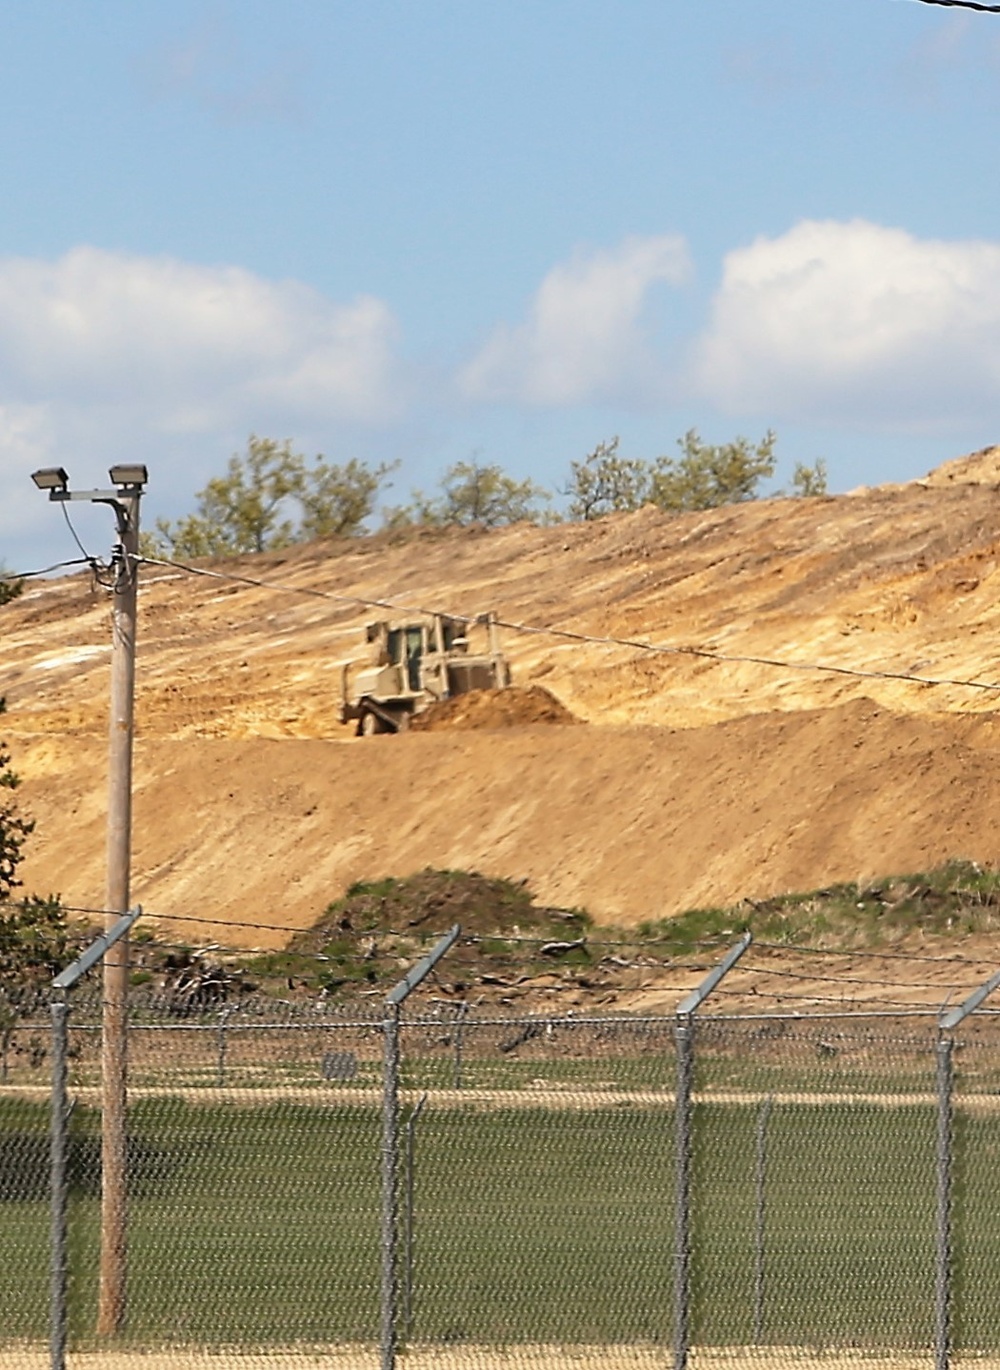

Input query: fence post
[935,1032,954,1370]
[49,906,142,1363]
[935,967,1000,1370]
[380,926,460,1370]
[381,1000,401,1370]
[217,1008,232,1088]
[753,1094,773,1346]
[453,1001,468,1090]
[673,1013,693,1370]
[403,1091,428,1341]
[49,994,69,1370]
[673,933,752,1370]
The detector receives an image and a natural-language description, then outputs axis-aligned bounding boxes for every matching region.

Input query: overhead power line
[911,0,1000,11]
[139,554,1000,697]
[59,504,97,566]
[2,557,96,581]
[139,554,446,619]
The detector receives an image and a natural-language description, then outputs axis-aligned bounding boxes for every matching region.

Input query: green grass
[3,1091,1000,1352]
[637,858,1000,953]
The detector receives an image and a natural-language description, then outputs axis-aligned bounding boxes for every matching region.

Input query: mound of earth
[295,867,576,945]
[12,445,1000,946]
[921,443,1000,488]
[410,684,580,731]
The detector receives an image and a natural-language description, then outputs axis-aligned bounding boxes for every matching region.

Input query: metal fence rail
[2,953,1000,1367]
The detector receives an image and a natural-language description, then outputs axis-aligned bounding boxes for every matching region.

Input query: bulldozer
[339,611,512,734]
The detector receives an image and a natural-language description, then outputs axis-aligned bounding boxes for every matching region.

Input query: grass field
[2,1089,1000,1358]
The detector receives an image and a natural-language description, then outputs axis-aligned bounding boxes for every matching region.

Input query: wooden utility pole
[97,485,141,1336]
[31,464,148,1339]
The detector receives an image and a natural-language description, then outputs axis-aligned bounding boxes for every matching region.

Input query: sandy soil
[0,1346,978,1370]
[7,447,1000,947]
[410,685,580,731]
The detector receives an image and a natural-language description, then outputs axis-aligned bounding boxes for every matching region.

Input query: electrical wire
[59,503,98,567]
[139,554,444,620]
[1,557,97,581]
[494,614,1000,694]
[911,0,1000,11]
[139,554,1000,697]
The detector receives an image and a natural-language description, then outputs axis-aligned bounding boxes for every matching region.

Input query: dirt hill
[6,446,1000,947]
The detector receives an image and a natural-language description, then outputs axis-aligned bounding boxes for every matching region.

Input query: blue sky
[4,0,1000,569]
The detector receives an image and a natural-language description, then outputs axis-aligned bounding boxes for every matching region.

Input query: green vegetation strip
[2,1096,1000,1352]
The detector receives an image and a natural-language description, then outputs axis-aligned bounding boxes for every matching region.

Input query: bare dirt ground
[7,446,1000,952]
[0,1346,976,1370]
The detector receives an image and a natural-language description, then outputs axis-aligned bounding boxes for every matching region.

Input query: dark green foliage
[649,428,778,512]
[0,699,69,1006]
[0,896,69,985]
[790,456,828,497]
[0,575,23,607]
[386,459,552,530]
[0,698,33,902]
[147,435,395,557]
[564,429,826,521]
[564,437,652,521]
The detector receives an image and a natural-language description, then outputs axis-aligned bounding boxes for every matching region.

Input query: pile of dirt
[410,685,580,732]
[180,861,1000,1014]
[294,867,578,946]
[277,867,590,998]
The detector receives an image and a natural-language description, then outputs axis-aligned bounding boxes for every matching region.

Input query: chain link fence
[4,950,1000,1369]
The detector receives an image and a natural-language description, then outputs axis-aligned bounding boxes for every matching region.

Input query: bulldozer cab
[371,617,469,691]
[386,625,424,691]
[344,612,508,734]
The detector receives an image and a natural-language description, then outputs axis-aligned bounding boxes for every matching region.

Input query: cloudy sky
[4,1,1000,569]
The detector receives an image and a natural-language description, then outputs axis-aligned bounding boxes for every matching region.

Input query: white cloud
[459,235,691,407]
[692,219,1000,428]
[0,247,402,428]
[0,247,406,567]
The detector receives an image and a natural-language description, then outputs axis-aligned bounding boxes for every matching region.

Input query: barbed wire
[5,898,999,979]
[733,960,970,994]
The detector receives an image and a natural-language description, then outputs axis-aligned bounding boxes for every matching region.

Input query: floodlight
[108,464,148,488]
[31,467,69,491]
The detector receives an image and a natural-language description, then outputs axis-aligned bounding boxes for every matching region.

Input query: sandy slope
[6,447,1000,942]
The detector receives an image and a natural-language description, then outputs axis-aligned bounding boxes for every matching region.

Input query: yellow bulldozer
[339,611,511,734]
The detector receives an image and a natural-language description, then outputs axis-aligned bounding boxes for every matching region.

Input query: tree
[153,436,304,557]
[649,429,778,513]
[389,460,552,529]
[790,458,828,498]
[0,701,68,1003]
[0,895,70,989]
[148,436,393,559]
[0,699,34,902]
[564,437,652,521]
[0,568,23,608]
[299,456,396,540]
